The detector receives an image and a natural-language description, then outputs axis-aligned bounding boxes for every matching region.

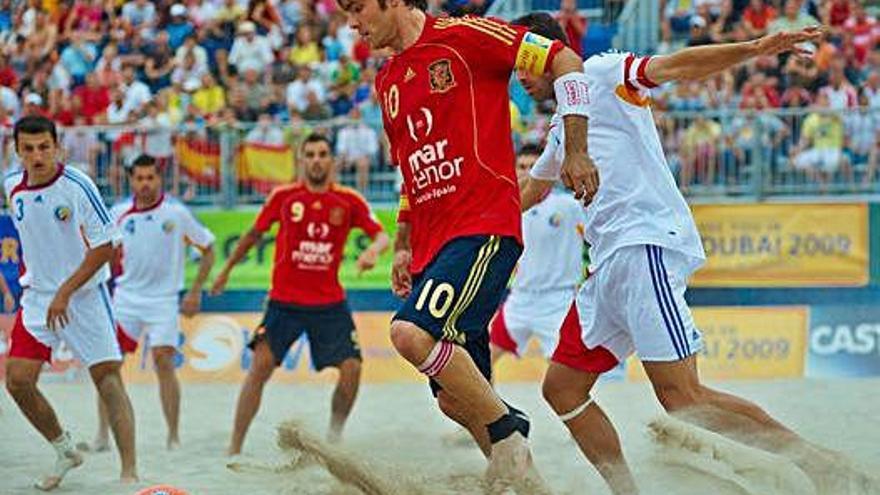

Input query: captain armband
[514,32,558,76]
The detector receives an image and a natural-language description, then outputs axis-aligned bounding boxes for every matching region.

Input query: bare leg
[643,355,866,491]
[389,321,530,488]
[542,363,638,495]
[228,340,275,456]
[327,358,361,443]
[437,390,491,456]
[152,346,181,450]
[7,358,86,490]
[6,358,64,441]
[92,395,112,452]
[89,361,138,483]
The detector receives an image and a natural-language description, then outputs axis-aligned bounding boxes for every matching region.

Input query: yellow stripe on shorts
[442,236,501,344]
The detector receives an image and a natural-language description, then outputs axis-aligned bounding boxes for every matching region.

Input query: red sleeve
[253,189,283,232]
[351,194,383,238]
[437,16,564,77]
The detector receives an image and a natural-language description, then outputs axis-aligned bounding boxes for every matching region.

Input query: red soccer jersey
[378,15,563,275]
[253,182,383,306]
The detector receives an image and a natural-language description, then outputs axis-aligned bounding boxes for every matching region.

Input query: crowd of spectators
[1,0,878,199]
[656,0,880,189]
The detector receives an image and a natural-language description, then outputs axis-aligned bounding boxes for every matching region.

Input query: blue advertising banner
[808,305,880,377]
[0,214,21,297]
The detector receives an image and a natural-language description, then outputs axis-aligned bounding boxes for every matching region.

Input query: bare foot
[167,437,181,451]
[120,473,139,484]
[326,428,342,445]
[35,449,84,491]
[91,436,111,453]
[485,432,530,494]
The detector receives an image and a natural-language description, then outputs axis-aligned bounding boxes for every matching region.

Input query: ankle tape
[487,410,530,444]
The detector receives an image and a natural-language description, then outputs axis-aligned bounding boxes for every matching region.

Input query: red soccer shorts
[551,302,619,374]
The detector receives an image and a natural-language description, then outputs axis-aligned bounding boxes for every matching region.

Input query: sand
[1,378,878,495]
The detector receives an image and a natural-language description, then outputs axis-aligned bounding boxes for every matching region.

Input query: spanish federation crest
[54,206,72,222]
[428,59,456,93]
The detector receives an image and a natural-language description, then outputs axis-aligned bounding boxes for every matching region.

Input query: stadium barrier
[3,107,880,208]
[658,107,880,201]
[0,118,400,207]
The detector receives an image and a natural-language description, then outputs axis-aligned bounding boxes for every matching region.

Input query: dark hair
[511,13,568,45]
[128,154,158,174]
[14,115,57,147]
[300,133,332,153]
[519,143,542,156]
[376,0,427,11]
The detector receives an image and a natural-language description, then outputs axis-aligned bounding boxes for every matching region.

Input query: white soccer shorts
[114,291,181,349]
[490,287,575,358]
[19,284,122,367]
[574,244,704,363]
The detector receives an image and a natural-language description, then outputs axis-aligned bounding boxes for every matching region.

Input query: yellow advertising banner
[691,203,869,287]
[120,312,550,384]
[627,306,809,381]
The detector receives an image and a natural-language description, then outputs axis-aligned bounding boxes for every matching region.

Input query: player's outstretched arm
[182,244,215,317]
[646,26,825,85]
[47,242,114,331]
[210,228,262,295]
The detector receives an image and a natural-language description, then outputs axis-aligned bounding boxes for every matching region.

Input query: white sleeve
[72,173,120,248]
[109,202,129,223]
[530,118,564,181]
[622,52,659,95]
[180,206,215,249]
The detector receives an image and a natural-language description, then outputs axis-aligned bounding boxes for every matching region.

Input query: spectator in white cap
[228,21,274,74]
[23,93,48,118]
[166,4,195,51]
[689,15,714,46]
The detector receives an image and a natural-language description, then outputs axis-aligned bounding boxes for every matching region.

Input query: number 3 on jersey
[414,278,455,318]
[14,197,23,221]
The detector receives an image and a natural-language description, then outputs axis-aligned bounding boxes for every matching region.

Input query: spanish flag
[176,138,221,186]
[236,143,296,193]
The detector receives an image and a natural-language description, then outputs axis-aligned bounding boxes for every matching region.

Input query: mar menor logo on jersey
[124,218,136,235]
[54,206,72,222]
[162,220,176,233]
[428,59,456,94]
[548,212,563,227]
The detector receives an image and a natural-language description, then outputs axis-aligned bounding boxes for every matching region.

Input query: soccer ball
[134,485,189,495]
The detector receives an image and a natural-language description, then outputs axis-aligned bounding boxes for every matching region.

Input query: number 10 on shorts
[415,279,456,319]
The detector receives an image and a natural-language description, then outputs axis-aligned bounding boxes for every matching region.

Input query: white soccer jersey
[111,195,215,299]
[4,165,118,293]
[531,52,706,272]
[512,189,586,292]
